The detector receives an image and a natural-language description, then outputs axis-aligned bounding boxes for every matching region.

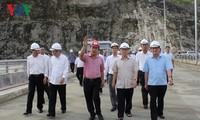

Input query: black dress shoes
[38,109,43,113]
[97,114,104,120]
[62,110,66,113]
[143,105,148,109]
[158,115,165,119]
[23,112,31,115]
[89,115,95,120]
[47,113,55,118]
[111,107,117,112]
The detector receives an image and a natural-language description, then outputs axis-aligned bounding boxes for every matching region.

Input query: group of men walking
[24,36,174,120]
[24,42,68,118]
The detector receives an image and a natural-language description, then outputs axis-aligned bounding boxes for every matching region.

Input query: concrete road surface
[0,63,200,120]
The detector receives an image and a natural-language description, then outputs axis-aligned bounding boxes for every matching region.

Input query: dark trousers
[108,74,117,107]
[148,85,167,120]
[26,74,44,113]
[83,77,102,116]
[76,67,84,86]
[48,83,66,116]
[117,88,134,118]
[70,63,75,73]
[138,70,149,106]
[42,82,50,103]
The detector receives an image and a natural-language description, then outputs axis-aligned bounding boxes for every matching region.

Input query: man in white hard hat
[143,41,173,120]
[68,49,76,73]
[104,42,121,112]
[75,51,84,86]
[136,39,152,109]
[112,42,138,120]
[40,47,50,103]
[138,47,142,52]
[47,43,69,118]
[24,43,48,115]
[80,36,105,120]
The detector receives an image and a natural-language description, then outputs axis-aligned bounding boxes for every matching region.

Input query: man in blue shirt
[143,41,173,120]
[68,49,76,73]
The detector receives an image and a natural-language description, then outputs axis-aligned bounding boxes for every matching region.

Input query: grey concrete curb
[0,73,76,103]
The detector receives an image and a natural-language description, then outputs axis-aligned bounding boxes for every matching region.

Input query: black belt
[30,74,44,77]
[85,77,100,81]
[108,74,113,76]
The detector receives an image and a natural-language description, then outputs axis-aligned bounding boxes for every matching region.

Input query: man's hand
[131,80,137,88]
[100,82,105,88]
[112,82,115,89]
[168,77,174,86]
[59,78,64,85]
[144,84,148,90]
[43,77,47,84]
[83,36,88,46]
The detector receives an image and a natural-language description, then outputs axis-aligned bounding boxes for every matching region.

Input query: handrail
[0,59,27,74]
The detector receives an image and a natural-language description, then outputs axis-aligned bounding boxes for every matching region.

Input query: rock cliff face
[0,0,198,59]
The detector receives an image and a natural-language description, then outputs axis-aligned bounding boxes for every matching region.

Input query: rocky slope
[0,0,198,59]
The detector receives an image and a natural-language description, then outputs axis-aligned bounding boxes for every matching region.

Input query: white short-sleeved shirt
[113,58,139,89]
[75,57,84,68]
[136,51,152,71]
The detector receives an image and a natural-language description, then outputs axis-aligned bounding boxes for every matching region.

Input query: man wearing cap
[68,49,76,73]
[47,43,69,118]
[112,42,138,120]
[143,41,173,120]
[104,42,121,112]
[23,43,48,115]
[75,51,84,86]
[136,39,152,109]
[80,37,105,120]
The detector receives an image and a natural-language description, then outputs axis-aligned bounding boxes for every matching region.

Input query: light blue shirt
[163,52,174,69]
[143,54,173,86]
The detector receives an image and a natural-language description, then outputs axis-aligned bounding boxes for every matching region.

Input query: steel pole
[194,0,198,64]
[163,0,167,47]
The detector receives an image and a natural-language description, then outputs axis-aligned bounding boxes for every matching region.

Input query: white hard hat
[140,39,149,44]
[150,41,160,48]
[120,42,129,49]
[78,51,81,54]
[30,43,40,50]
[111,42,119,47]
[50,43,62,51]
[70,49,73,52]
[117,51,120,54]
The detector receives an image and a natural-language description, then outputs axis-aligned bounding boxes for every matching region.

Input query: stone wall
[0,0,199,59]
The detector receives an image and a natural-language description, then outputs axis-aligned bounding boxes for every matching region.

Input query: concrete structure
[0,62,200,120]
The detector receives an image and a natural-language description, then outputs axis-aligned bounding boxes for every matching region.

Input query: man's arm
[167,70,173,85]
[100,59,105,88]
[144,72,148,90]
[112,72,117,89]
[112,61,118,88]
[172,59,174,68]
[80,36,88,61]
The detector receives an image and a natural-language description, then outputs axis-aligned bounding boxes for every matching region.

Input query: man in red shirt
[80,36,105,120]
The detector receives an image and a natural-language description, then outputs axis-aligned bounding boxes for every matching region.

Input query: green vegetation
[169,0,200,4]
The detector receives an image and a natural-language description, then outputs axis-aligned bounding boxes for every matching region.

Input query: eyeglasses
[152,47,160,49]
[111,47,118,49]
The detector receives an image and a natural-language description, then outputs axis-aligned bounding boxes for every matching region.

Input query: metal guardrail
[0,59,27,75]
[174,55,200,65]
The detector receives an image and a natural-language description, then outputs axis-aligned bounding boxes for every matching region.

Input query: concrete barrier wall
[0,73,76,103]
[0,72,28,88]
